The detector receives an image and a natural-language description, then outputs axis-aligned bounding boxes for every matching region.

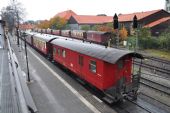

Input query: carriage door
[47,42,53,59]
[78,55,84,78]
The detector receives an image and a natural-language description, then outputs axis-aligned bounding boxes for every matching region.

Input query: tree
[37,16,68,30]
[1,1,25,33]
[136,28,152,49]
[119,27,128,41]
[49,16,67,29]
[81,25,91,31]
[37,20,50,29]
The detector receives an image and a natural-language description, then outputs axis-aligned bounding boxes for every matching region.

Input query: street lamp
[22,32,30,82]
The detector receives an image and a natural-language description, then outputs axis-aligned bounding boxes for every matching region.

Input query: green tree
[81,25,91,31]
[137,28,152,49]
[49,17,67,30]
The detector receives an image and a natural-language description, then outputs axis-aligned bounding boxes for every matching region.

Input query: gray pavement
[11,36,117,113]
[0,49,19,113]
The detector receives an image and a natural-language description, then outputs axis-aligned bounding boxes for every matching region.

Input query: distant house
[19,24,35,31]
[54,10,77,20]
[119,9,170,35]
[144,17,170,36]
[54,9,170,36]
[68,15,113,30]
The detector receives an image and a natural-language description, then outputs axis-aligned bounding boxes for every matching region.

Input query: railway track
[144,56,170,65]
[134,61,170,75]
[140,76,170,95]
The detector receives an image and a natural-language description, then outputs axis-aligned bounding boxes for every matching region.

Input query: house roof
[144,16,170,28]
[69,9,165,24]
[54,10,77,20]
[118,9,162,22]
[71,15,113,24]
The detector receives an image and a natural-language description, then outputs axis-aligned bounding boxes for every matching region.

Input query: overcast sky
[0,0,166,21]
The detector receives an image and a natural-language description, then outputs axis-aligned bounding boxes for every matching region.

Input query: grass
[144,49,170,60]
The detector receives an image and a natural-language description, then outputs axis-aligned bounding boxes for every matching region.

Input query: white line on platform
[92,95,103,103]
[0,51,4,103]
[28,48,101,113]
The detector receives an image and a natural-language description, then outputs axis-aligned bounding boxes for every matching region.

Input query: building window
[58,48,60,56]
[117,60,124,69]
[79,55,83,66]
[62,50,66,58]
[89,60,96,73]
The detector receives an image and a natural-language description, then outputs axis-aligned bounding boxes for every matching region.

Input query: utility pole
[22,32,30,82]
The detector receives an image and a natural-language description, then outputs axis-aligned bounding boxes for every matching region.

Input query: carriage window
[58,48,60,56]
[53,48,56,54]
[89,60,96,73]
[117,60,124,69]
[62,50,66,58]
[79,55,83,66]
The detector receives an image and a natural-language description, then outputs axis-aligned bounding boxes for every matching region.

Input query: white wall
[0,23,4,48]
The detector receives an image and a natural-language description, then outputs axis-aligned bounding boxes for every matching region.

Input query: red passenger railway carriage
[50,38,143,103]
[32,28,112,46]
[24,32,143,103]
[32,34,56,58]
[70,30,87,40]
[86,31,111,45]
[52,30,61,36]
[61,30,71,37]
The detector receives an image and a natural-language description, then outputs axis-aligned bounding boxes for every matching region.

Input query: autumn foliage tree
[119,27,128,41]
[37,16,67,29]
[49,16,67,29]
[37,20,50,29]
[92,23,114,32]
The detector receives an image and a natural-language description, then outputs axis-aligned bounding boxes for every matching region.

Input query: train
[22,31,143,103]
[32,29,112,46]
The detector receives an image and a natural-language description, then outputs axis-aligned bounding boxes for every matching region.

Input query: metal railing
[7,34,29,113]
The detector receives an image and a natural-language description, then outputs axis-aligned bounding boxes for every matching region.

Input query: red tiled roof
[72,15,113,24]
[71,9,164,24]
[119,9,162,22]
[144,16,170,28]
[55,10,77,20]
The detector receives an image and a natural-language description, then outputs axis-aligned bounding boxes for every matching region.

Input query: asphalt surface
[11,38,116,113]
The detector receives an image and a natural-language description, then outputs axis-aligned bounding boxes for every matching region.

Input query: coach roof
[33,33,57,42]
[51,38,143,64]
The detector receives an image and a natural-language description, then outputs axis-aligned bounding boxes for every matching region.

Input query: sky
[0,0,166,21]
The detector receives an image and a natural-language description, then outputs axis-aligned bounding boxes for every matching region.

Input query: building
[119,9,170,35]
[67,9,170,36]
[68,15,113,30]
[144,17,170,36]
[165,0,170,13]
[19,23,35,31]
[54,10,77,20]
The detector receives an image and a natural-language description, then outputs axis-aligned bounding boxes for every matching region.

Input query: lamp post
[22,32,30,82]
[16,10,20,46]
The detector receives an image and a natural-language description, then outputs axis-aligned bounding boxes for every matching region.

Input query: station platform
[0,49,19,113]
